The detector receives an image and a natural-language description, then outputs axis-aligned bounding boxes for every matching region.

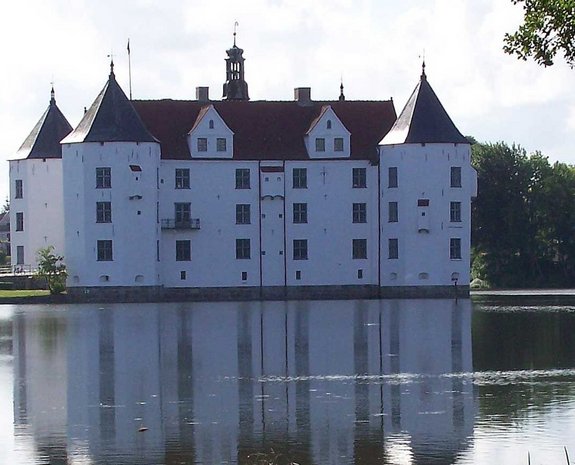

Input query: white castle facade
[9,43,477,299]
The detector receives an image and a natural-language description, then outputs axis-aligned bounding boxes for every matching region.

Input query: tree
[504,0,575,67]
[36,246,67,295]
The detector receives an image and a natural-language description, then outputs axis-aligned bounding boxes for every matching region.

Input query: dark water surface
[1,297,574,464]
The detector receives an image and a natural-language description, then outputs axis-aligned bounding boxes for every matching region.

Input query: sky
[1,0,575,203]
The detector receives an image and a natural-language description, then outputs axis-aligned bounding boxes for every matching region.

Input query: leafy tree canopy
[36,246,67,295]
[504,0,575,67]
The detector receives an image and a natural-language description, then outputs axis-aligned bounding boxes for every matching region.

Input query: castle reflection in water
[12,299,475,465]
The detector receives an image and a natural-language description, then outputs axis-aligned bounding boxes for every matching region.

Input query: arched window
[326,120,332,129]
[209,119,214,129]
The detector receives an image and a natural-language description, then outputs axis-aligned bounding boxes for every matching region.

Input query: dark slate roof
[380,70,468,145]
[17,93,73,159]
[132,99,397,161]
[62,68,157,144]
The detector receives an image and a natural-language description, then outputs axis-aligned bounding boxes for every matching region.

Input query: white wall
[9,159,65,269]
[62,142,161,287]
[379,143,477,287]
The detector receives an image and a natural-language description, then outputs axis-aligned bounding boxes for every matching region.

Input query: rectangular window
[315,138,325,152]
[96,202,112,223]
[236,168,250,189]
[388,167,398,188]
[242,271,248,281]
[293,203,308,224]
[295,270,301,280]
[352,203,367,223]
[334,137,344,152]
[293,239,308,260]
[451,167,462,187]
[388,238,398,259]
[15,180,23,199]
[450,238,462,259]
[388,201,398,222]
[175,168,190,189]
[15,212,23,231]
[352,239,367,259]
[16,246,24,265]
[176,240,191,261]
[352,168,366,188]
[450,201,462,222]
[180,271,186,280]
[236,204,251,224]
[217,138,227,152]
[175,202,191,226]
[197,138,208,152]
[292,168,307,189]
[97,240,113,261]
[96,167,111,188]
[236,238,251,259]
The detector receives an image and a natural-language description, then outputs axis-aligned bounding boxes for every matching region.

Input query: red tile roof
[132,99,397,161]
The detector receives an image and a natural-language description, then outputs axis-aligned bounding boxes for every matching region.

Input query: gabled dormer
[305,105,351,159]
[188,105,234,158]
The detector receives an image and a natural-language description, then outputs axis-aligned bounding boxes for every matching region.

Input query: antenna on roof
[233,21,239,46]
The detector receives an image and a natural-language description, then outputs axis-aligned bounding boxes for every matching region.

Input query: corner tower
[222,32,249,101]
[379,63,477,295]
[61,62,161,291]
[9,87,72,270]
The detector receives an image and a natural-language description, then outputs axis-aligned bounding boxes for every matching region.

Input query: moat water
[1,295,574,465]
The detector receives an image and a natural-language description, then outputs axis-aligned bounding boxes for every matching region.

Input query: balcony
[161,218,201,230]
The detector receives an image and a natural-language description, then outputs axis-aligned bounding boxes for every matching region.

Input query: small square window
[97,240,113,261]
[388,238,398,260]
[96,167,111,188]
[388,201,398,222]
[450,201,462,222]
[176,240,191,261]
[315,138,325,152]
[352,203,367,223]
[450,238,462,259]
[175,168,190,189]
[197,138,208,152]
[352,239,367,259]
[352,168,366,188]
[217,138,227,152]
[236,169,250,189]
[293,203,308,224]
[388,167,398,188]
[293,239,308,260]
[451,167,462,188]
[334,137,344,152]
[15,180,23,199]
[293,168,307,189]
[236,239,251,259]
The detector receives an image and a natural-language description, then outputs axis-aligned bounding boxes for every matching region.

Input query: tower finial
[107,52,115,78]
[339,78,345,101]
[233,21,239,46]
[50,80,55,104]
[420,49,427,80]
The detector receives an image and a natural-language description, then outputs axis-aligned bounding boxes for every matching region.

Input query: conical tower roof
[63,63,157,144]
[380,65,468,145]
[17,88,73,159]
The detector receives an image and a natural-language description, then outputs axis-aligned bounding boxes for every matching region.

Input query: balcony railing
[161,218,201,230]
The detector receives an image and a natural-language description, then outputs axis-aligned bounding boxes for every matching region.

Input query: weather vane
[233,21,239,46]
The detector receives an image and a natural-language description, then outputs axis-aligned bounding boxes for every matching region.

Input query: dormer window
[315,138,325,152]
[209,119,214,129]
[197,138,208,152]
[327,120,332,129]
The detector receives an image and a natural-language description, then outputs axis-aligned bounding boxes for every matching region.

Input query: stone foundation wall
[65,284,469,303]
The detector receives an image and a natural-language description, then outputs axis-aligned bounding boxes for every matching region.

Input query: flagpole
[127,38,132,100]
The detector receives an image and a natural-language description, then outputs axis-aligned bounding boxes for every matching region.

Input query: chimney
[196,87,210,102]
[294,87,311,104]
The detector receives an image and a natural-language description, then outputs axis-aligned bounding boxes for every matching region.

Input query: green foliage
[36,246,67,295]
[472,141,575,288]
[504,0,575,67]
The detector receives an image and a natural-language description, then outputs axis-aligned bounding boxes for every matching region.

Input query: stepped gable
[17,88,73,159]
[381,64,468,145]
[62,64,157,144]
[132,99,396,161]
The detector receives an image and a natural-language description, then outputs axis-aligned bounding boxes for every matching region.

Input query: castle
[9,41,477,300]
